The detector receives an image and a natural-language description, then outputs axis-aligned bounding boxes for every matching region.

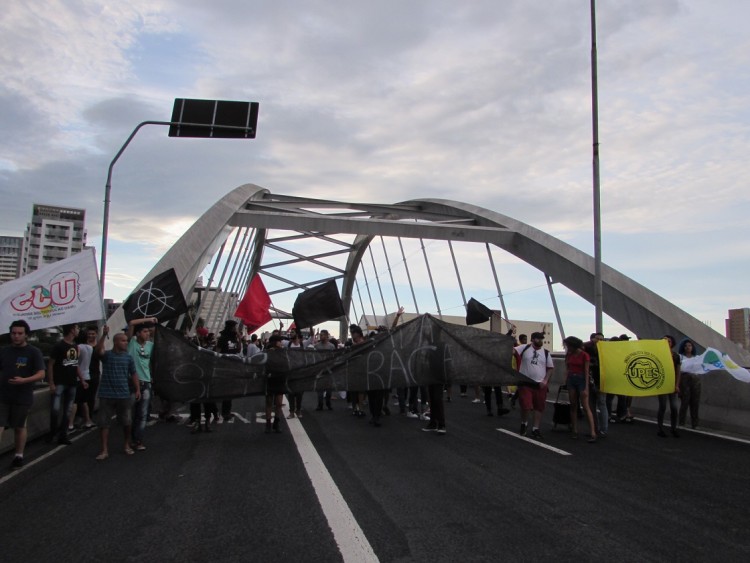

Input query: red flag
[234,275,272,332]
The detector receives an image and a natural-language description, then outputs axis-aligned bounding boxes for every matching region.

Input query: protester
[314,329,336,411]
[48,323,82,445]
[657,335,681,438]
[217,319,242,422]
[264,334,285,433]
[70,325,96,430]
[127,317,157,451]
[515,332,553,439]
[584,332,607,437]
[0,320,46,468]
[678,339,701,429]
[95,325,140,460]
[563,336,597,443]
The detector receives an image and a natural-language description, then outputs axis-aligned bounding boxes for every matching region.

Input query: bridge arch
[108,183,749,364]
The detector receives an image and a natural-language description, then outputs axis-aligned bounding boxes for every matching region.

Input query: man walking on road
[95,325,140,460]
[127,317,156,451]
[0,320,46,468]
[515,332,554,439]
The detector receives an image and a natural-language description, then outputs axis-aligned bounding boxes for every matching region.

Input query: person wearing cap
[514,332,554,439]
[127,317,157,451]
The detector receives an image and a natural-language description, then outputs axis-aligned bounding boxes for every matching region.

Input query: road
[0,392,748,562]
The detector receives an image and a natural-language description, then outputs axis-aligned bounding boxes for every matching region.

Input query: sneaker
[406,412,419,419]
[531,428,543,440]
[471,398,482,404]
[422,426,438,432]
[436,427,447,435]
[519,422,528,436]
[10,456,23,470]
[657,429,667,437]
[134,443,147,451]
[58,437,73,446]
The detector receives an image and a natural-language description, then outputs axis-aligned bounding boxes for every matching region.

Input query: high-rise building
[726,308,750,350]
[0,236,23,284]
[21,204,87,275]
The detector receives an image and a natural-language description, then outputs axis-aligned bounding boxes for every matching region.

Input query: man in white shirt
[514,332,554,439]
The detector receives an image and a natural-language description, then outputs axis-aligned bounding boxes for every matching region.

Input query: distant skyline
[1,1,748,341]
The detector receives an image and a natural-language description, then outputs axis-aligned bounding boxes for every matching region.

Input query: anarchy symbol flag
[123,268,188,322]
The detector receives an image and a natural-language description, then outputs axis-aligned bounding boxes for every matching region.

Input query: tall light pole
[590,0,603,333]
[99,99,259,296]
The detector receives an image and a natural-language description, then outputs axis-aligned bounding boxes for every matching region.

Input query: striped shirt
[98,350,136,399]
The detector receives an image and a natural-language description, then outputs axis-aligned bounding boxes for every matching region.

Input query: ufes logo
[10,272,80,312]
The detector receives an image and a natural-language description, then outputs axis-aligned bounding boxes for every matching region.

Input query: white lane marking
[496,428,573,456]
[232,412,250,424]
[629,417,750,445]
[284,406,379,563]
[0,430,91,485]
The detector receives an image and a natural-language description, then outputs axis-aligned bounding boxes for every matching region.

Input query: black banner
[123,268,188,322]
[152,314,534,402]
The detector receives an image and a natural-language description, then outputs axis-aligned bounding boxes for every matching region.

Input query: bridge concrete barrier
[1,388,51,455]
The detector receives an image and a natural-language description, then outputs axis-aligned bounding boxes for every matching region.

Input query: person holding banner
[678,339,701,429]
[657,335,681,438]
[563,336,597,443]
[0,320,46,468]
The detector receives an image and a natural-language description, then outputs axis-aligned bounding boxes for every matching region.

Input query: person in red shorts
[514,332,553,439]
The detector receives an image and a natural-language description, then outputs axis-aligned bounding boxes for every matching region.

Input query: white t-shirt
[78,343,93,381]
[515,344,553,383]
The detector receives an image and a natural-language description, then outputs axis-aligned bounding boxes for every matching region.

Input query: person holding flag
[127,317,157,450]
[657,335,681,438]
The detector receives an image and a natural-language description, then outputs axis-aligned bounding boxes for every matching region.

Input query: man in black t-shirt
[0,320,46,468]
[47,323,83,445]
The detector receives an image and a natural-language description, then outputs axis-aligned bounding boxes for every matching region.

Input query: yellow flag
[598,340,676,396]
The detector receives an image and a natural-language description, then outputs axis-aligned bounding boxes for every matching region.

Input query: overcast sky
[1,1,748,340]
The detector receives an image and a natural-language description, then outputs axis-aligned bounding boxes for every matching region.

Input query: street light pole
[591,0,604,333]
[100,120,170,295]
[99,105,258,297]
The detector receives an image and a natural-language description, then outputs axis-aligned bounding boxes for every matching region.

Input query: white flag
[681,348,750,383]
[0,248,105,334]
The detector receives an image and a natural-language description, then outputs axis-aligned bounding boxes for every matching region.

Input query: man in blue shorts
[94,325,140,460]
[0,320,46,469]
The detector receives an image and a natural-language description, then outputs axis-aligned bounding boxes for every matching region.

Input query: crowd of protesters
[0,314,704,468]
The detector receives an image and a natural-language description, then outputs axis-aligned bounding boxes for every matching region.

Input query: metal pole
[546,274,566,344]
[100,119,256,296]
[591,0,604,332]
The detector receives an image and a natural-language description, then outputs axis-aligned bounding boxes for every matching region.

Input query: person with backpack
[514,332,553,439]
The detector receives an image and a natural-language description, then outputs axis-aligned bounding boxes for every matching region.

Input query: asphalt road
[1,392,749,562]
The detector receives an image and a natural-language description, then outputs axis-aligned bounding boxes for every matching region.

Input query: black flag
[123,268,188,322]
[466,297,493,326]
[292,280,345,328]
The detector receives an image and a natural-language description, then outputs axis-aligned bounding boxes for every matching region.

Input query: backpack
[519,344,549,364]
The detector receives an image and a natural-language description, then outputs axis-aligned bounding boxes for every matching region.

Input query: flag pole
[591,0,604,333]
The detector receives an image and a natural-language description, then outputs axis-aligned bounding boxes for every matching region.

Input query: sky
[1,0,748,344]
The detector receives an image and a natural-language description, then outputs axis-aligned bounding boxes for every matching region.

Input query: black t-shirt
[0,344,46,405]
[52,340,79,386]
[218,334,241,355]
